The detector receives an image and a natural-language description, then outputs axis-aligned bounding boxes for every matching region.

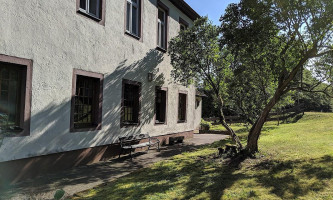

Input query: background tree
[168,17,242,148]
[221,0,333,153]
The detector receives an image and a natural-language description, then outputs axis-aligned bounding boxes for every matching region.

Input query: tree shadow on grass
[252,155,333,199]
[74,147,333,200]
[181,154,333,200]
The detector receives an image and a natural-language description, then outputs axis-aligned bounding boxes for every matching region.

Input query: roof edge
[168,0,200,21]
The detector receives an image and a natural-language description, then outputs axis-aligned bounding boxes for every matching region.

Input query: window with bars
[126,0,140,37]
[79,0,102,20]
[74,76,95,128]
[0,63,25,132]
[71,70,103,131]
[122,80,140,126]
[178,93,187,123]
[155,88,167,124]
[157,6,167,50]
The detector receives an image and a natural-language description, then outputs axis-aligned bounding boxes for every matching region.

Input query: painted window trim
[76,0,106,26]
[177,90,188,123]
[156,0,169,52]
[0,54,32,137]
[154,86,168,125]
[121,79,142,128]
[70,69,104,132]
[125,0,143,41]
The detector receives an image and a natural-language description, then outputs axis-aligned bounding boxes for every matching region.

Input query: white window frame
[158,7,166,49]
[79,0,101,20]
[180,23,187,31]
[126,0,140,36]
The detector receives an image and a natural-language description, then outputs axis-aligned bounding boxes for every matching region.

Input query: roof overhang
[168,0,200,21]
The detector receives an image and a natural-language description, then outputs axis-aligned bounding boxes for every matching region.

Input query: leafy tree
[221,0,333,153]
[168,17,243,148]
[298,69,333,112]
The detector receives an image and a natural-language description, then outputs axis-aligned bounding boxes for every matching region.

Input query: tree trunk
[246,90,282,153]
[217,96,243,150]
[245,48,316,154]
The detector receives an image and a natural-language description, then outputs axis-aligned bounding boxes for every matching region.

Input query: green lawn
[73,112,333,200]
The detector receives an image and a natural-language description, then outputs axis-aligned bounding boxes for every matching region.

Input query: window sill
[0,127,27,137]
[125,31,141,41]
[177,121,187,124]
[77,10,103,24]
[156,46,167,53]
[155,122,166,125]
[121,122,140,128]
[71,126,101,133]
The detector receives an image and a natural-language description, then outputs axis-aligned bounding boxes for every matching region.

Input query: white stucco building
[0,0,202,183]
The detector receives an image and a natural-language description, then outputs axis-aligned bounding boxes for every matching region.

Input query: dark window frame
[124,0,143,41]
[154,87,168,125]
[156,0,169,52]
[0,54,32,137]
[76,0,106,26]
[70,69,104,132]
[179,17,189,31]
[177,90,187,123]
[121,79,141,128]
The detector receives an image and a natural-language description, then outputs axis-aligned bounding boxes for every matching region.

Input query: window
[79,0,101,19]
[195,97,201,109]
[0,55,32,136]
[157,1,168,50]
[71,69,103,132]
[178,92,187,123]
[126,0,141,37]
[179,17,189,31]
[155,87,167,124]
[121,80,141,126]
[77,0,105,24]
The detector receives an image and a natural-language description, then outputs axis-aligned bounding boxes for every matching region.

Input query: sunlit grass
[73,112,333,200]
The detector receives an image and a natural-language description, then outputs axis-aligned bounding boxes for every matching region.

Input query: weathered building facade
[0,0,201,183]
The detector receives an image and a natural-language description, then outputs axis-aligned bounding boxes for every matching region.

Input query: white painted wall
[0,0,202,162]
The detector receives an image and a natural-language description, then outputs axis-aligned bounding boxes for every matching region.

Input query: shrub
[200,119,211,131]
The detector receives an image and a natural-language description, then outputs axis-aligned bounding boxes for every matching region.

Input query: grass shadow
[253,155,333,199]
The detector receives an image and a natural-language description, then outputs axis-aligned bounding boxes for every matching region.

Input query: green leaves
[168,17,229,91]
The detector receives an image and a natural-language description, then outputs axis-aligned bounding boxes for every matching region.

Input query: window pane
[155,89,166,123]
[80,0,86,10]
[126,3,131,31]
[178,94,186,122]
[158,9,165,22]
[180,24,185,31]
[132,6,138,35]
[74,75,97,128]
[89,0,99,17]
[123,83,140,124]
[0,64,22,129]
[158,22,161,47]
[161,24,165,48]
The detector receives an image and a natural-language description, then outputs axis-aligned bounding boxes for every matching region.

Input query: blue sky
[185,0,240,25]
